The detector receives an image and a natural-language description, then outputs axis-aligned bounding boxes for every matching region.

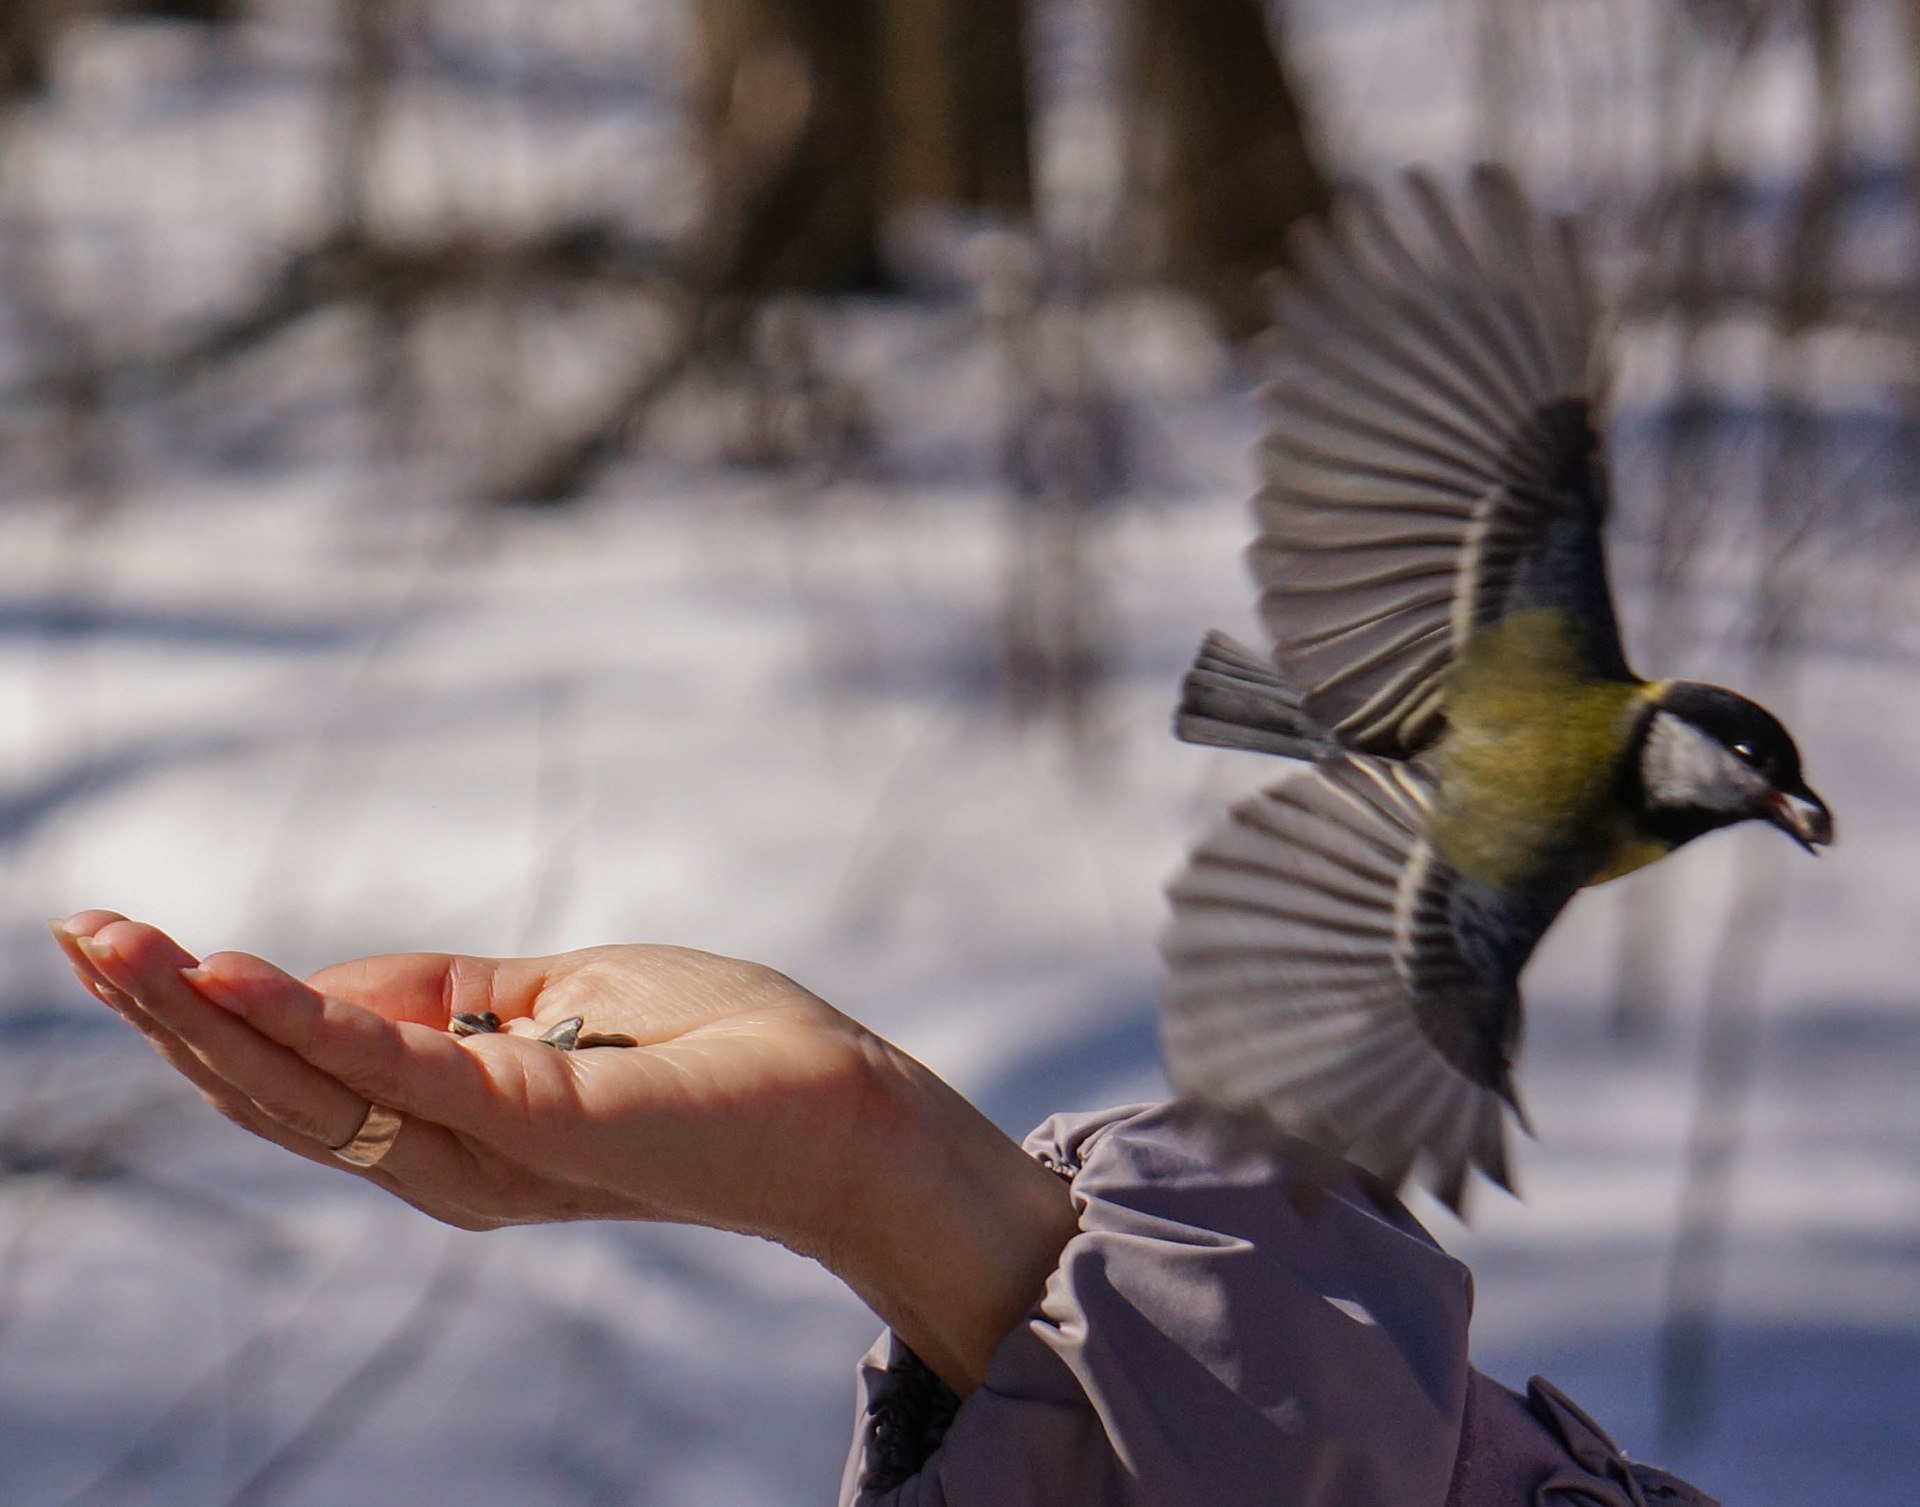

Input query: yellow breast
[1586,834,1673,885]
[1425,612,1659,890]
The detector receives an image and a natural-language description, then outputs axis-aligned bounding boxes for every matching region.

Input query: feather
[1173,631,1339,760]
[1161,755,1564,1214]
[1241,165,1626,758]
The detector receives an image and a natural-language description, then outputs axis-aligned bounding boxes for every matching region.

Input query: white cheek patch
[1642,712,1770,812]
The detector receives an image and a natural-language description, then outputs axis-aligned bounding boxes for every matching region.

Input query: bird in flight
[1160,165,1832,1213]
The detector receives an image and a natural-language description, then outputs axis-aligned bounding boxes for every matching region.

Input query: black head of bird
[1638,683,1833,854]
[1158,165,1836,1214]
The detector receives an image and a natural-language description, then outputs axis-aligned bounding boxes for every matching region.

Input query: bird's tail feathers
[1174,631,1338,761]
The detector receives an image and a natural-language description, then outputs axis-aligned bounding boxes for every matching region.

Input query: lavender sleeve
[838,1102,1717,1507]
[840,1101,1469,1506]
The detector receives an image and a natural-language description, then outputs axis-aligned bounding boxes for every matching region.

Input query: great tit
[1160,166,1833,1212]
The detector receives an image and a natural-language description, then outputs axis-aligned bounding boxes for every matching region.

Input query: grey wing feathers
[1253,163,1627,757]
[1160,754,1557,1212]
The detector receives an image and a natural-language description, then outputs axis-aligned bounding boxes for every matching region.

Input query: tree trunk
[691,0,1032,297]
[1125,0,1329,339]
[878,0,1031,217]
[692,0,885,295]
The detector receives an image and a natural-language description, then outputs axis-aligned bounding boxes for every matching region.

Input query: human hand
[50,910,899,1243]
[51,912,1077,1392]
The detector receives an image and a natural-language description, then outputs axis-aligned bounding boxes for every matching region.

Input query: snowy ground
[0,454,1914,1505]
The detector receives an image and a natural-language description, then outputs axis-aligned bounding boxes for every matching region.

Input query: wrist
[820,1035,1079,1396]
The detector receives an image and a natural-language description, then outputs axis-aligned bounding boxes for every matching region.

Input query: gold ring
[333,1102,404,1167]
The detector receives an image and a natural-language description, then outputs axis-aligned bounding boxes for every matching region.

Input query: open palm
[53,914,883,1252]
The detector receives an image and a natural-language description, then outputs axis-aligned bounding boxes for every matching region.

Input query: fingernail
[76,936,115,966]
[180,966,247,1016]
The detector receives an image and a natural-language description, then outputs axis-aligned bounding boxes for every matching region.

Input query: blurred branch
[1472,0,1534,167]
[333,0,413,459]
[222,1238,471,1507]
[123,222,686,396]
[1654,798,1791,1450]
[512,675,587,954]
[478,0,1031,506]
[0,1089,193,1349]
[1658,0,1847,1447]
[57,1228,469,1507]
[1610,94,1733,1044]
[1602,3,1734,1045]
[993,267,1125,744]
[0,0,1030,506]
[1614,0,1768,310]
[0,0,238,104]
[487,295,703,506]
[0,119,118,513]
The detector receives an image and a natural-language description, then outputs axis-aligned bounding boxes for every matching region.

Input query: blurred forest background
[0,1,1916,1503]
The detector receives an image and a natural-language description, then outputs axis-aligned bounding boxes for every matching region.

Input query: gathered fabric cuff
[839,1101,1719,1507]
[839,1102,1472,1506]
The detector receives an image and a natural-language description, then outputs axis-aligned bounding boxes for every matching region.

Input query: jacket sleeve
[838,1102,1476,1507]
[837,1101,1722,1507]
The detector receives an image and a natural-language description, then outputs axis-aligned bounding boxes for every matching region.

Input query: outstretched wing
[1254,164,1627,757]
[1159,755,1571,1212]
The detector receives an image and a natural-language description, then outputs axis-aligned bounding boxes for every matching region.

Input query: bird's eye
[1731,741,1756,763]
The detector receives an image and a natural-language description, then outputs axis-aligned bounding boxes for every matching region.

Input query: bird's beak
[1767,788,1834,853]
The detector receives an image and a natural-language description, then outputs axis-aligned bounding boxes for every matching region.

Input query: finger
[51,912,135,1003]
[59,915,278,1090]
[57,914,220,1049]
[65,929,361,1159]
[81,924,374,1150]
[305,952,553,1028]
[192,962,615,1225]
[147,1025,505,1232]
[77,929,532,1228]
[52,914,217,1062]
[51,921,134,1008]
[170,938,581,1145]
[58,917,418,1159]
[61,908,131,939]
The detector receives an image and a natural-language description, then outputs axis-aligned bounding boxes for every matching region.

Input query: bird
[1158,165,1833,1214]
